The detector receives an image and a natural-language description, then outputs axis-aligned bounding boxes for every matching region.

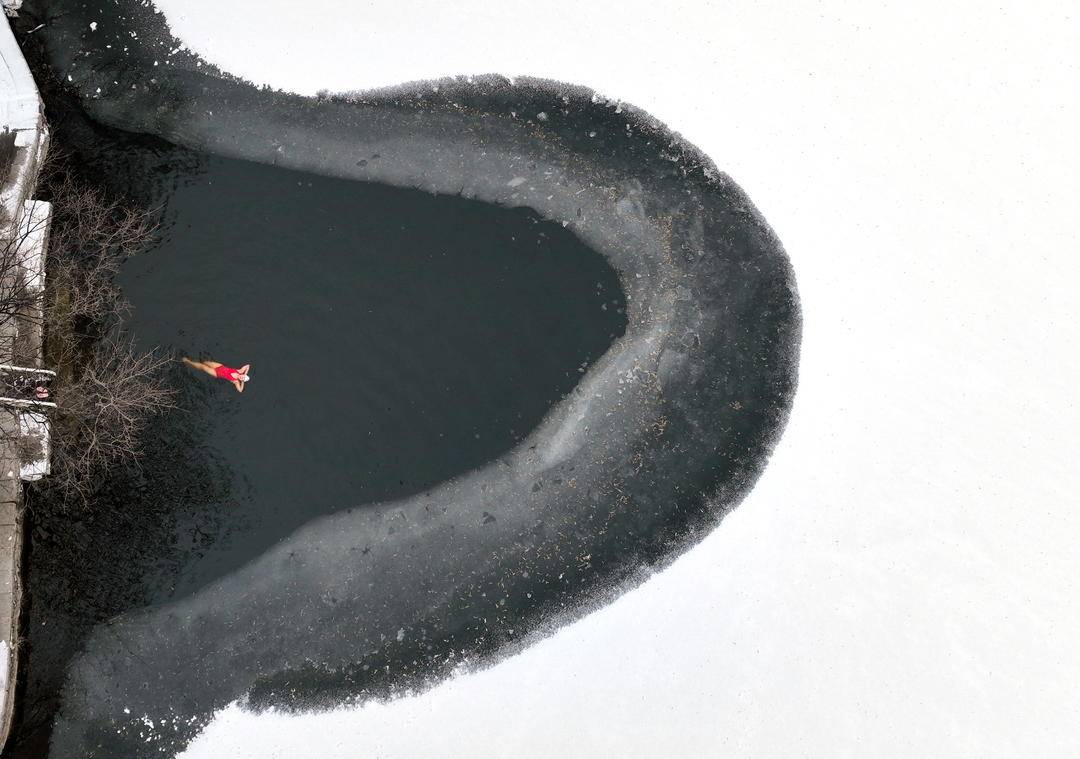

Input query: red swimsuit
[214,365,242,381]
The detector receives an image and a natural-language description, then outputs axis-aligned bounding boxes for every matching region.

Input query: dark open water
[120,154,626,599]
[7,128,625,756]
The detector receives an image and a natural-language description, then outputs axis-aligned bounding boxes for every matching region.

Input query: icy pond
[11,0,799,754]
[8,127,625,755]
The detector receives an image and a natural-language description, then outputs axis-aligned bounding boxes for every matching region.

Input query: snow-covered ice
[115,0,1080,757]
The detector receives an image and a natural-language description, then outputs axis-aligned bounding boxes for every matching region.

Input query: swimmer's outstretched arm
[233,364,250,393]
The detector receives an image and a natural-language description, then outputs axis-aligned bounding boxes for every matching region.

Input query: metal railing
[0,363,56,409]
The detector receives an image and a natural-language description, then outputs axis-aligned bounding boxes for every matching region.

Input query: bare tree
[0,199,50,358]
[43,163,157,323]
[45,337,175,504]
[0,150,176,506]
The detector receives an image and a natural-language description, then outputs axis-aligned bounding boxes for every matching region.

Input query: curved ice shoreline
[22,1,801,755]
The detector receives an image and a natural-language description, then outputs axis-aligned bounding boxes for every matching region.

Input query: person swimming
[182,357,251,393]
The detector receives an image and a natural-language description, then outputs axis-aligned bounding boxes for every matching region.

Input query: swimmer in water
[182,357,251,393]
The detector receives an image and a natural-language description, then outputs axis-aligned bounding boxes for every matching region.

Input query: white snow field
[143,1,1080,757]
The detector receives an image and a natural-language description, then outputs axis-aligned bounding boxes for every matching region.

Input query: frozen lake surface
[11,0,1080,756]
[9,119,627,754]
[15,1,800,755]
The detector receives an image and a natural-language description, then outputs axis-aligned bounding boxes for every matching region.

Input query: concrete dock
[0,7,51,751]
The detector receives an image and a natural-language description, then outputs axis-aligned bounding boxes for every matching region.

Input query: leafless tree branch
[0,149,174,507]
